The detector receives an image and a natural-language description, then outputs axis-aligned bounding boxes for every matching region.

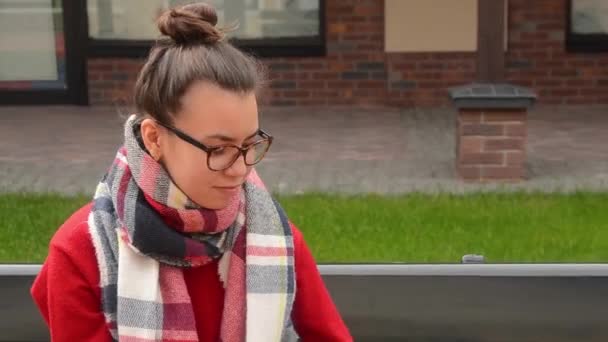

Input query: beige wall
[385,0,507,53]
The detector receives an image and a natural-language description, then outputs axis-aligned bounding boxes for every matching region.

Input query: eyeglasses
[155,120,273,171]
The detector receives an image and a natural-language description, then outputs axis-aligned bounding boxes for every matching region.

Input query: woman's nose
[224,152,248,177]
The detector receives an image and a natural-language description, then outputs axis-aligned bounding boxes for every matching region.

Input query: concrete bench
[2,264,608,341]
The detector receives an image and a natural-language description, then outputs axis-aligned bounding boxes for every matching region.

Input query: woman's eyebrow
[203,129,260,143]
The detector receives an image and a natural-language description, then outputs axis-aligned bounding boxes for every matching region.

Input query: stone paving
[0,104,607,195]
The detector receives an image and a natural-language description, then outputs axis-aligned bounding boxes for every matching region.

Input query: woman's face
[141,81,259,209]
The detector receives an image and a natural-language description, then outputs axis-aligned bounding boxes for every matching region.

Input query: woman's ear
[140,118,162,161]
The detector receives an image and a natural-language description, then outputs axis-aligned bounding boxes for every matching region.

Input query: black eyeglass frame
[155,120,274,171]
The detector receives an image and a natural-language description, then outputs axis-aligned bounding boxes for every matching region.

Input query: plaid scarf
[88,115,297,341]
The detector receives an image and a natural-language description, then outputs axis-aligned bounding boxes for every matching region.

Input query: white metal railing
[4,263,608,277]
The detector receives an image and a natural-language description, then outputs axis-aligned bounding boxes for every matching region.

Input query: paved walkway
[1,105,607,195]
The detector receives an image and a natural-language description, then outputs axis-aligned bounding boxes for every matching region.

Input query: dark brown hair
[134,2,265,124]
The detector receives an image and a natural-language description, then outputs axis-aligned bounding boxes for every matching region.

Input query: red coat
[31,202,352,341]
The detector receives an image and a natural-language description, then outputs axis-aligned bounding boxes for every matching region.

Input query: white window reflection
[87,0,320,40]
[0,0,64,86]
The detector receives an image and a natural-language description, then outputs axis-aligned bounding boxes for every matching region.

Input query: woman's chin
[193,188,240,210]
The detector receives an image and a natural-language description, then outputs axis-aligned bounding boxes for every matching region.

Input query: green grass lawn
[2,192,608,263]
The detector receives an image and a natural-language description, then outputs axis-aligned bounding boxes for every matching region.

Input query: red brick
[88,62,113,72]
[543,97,563,105]
[389,62,416,70]
[353,89,376,97]
[280,72,297,80]
[312,72,337,80]
[270,99,296,106]
[538,60,566,69]
[431,52,472,60]
[88,73,102,81]
[521,69,549,78]
[328,23,347,34]
[505,124,527,137]
[458,166,482,181]
[418,62,445,70]
[91,81,115,90]
[446,61,475,70]
[411,71,442,79]
[326,3,353,12]
[506,78,534,87]
[568,59,594,68]
[356,43,382,50]
[311,90,339,97]
[356,80,385,89]
[342,33,370,41]
[566,97,591,105]
[551,69,578,77]
[113,59,144,72]
[461,124,504,136]
[444,71,474,81]
[297,98,324,106]
[282,90,311,98]
[482,167,525,180]
[551,88,579,97]
[332,97,355,105]
[537,22,564,30]
[579,68,605,79]
[294,72,311,81]
[534,41,562,49]
[270,80,296,89]
[580,87,608,97]
[338,89,354,99]
[509,41,536,49]
[418,81,444,88]
[535,79,563,87]
[520,31,549,41]
[327,81,353,89]
[298,62,325,71]
[506,151,526,166]
[485,138,525,151]
[458,111,483,122]
[298,81,326,89]
[327,62,355,72]
[460,152,504,165]
[483,110,527,122]
[459,137,483,153]
[566,79,591,87]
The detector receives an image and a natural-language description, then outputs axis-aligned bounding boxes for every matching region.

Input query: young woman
[31,3,352,341]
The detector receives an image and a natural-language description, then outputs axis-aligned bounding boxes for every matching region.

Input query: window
[566,0,608,52]
[0,0,87,104]
[86,0,325,57]
[0,0,66,89]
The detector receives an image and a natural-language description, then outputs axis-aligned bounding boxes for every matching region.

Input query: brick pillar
[449,84,536,182]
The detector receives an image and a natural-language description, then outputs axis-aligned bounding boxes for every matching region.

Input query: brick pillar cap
[448,83,537,109]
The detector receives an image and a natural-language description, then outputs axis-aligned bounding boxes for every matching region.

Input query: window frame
[0,0,88,105]
[84,0,326,58]
[566,0,608,53]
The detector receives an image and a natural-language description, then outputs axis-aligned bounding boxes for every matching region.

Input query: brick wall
[507,0,608,105]
[262,1,386,106]
[88,0,608,107]
[456,109,528,182]
[88,59,141,106]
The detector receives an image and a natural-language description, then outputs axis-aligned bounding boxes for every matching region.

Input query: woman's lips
[215,185,242,195]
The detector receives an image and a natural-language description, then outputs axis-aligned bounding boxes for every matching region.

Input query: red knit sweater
[31,202,352,341]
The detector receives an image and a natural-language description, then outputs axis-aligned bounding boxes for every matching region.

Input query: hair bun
[157,3,223,45]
